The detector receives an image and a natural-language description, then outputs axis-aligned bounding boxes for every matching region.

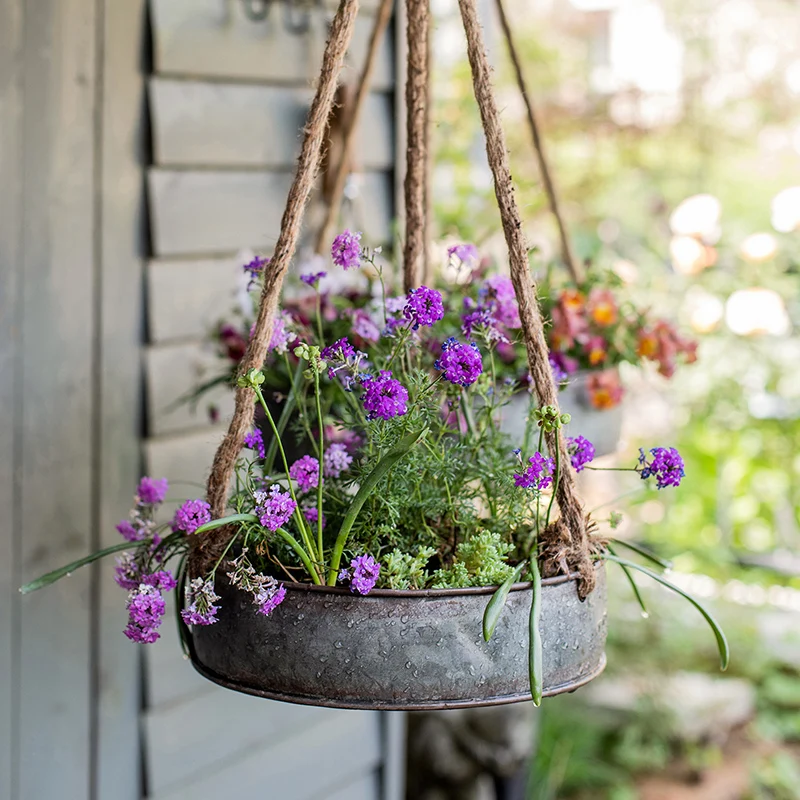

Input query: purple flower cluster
[227,549,286,616]
[350,309,381,343]
[362,371,409,420]
[549,354,569,384]
[244,255,269,288]
[331,230,362,270]
[300,271,327,287]
[116,476,168,543]
[254,485,297,531]
[124,584,167,644]
[243,428,265,459]
[480,275,521,329]
[403,286,445,329]
[461,302,507,344]
[639,447,685,489]
[435,338,483,387]
[138,477,169,505]
[321,337,356,364]
[172,499,212,535]
[567,436,595,473]
[514,451,555,491]
[447,243,479,268]
[323,442,353,478]
[181,577,221,627]
[268,313,297,354]
[289,455,320,493]
[339,554,381,595]
[302,505,326,528]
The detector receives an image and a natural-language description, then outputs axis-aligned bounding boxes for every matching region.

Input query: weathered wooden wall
[0,0,146,798]
[0,0,404,797]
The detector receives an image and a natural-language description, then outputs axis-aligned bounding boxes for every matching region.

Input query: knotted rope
[493,0,582,285]
[403,0,431,291]
[315,0,394,254]
[457,0,594,596]
[196,0,361,574]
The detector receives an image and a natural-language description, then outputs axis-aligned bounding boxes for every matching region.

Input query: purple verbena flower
[323,442,353,478]
[480,275,521,329]
[256,583,286,616]
[362,370,409,420]
[181,577,221,626]
[289,455,320,493]
[351,310,381,343]
[447,243,479,268]
[137,477,169,505]
[243,428,266,460]
[302,505,326,528]
[116,518,144,542]
[321,337,356,363]
[567,436,595,473]
[244,255,269,288]
[403,286,445,329]
[331,230,362,270]
[300,270,327,287]
[143,570,177,592]
[349,554,381,595]
[435,337,483,387]
[172,499,212,535]
[254,485,297,531]
[114,552,142,590]
[639,447,685,489]
[461,303,506,343]
[124,584,166,644]
[268,313,297,355]
[549,354,569,384]
[514,451,555,491]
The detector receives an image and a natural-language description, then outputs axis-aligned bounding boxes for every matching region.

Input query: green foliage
[381,547,436,590]
[432,530,515,588]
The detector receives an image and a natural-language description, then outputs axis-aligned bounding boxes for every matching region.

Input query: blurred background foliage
[431,0,800,795]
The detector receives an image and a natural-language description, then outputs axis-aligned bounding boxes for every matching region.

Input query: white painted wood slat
[145,425,229,495]
[150,78,394,170]
[151,0,393,90]
[148,707,382,800]
[147,257,244,344]
[148,169,393,257]
[146,342,234,436]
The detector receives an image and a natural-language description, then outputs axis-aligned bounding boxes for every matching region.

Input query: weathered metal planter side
[499,374,623,458]
[190,566,607,710]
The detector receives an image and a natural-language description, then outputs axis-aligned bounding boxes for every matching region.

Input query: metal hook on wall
[240,0,323,33]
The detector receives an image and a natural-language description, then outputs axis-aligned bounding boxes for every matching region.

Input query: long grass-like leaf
[483,562,525,641]
[192,513,258,537]
[19,541,133,594]
[327,427,428,584]
[607,544,648,617]
[607,538,672,570]
[529,557,543,706]
[602,553,729,670]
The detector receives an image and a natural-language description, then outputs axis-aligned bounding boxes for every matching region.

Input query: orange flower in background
[587,288,618,326]
[550,289,588,350]
[586,369,624,410]
[585,336,608,366]
[636,328,659,359]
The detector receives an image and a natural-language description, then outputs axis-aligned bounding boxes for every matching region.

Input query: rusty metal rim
[278,566,595,598]
[189,651,607,710]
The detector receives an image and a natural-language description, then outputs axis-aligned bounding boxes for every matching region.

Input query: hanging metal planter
[189,567,607,710]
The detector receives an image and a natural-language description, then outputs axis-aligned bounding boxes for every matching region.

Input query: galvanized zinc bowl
[189,566,607,710]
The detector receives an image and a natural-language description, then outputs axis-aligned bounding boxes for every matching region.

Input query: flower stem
[544,430,561,530]
[313,370,325,559]
[276,527,321,584]
[253,384,320,565]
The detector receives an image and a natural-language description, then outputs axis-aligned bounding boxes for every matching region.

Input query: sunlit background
[430,0,800,795]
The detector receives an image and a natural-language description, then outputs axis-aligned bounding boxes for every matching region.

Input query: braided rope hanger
[197,0,594,595]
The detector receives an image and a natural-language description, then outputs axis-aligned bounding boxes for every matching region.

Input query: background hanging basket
[189,566,607,710]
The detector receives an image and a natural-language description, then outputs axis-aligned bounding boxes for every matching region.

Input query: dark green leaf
[529,557,543,706]
[483,562,525,641]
